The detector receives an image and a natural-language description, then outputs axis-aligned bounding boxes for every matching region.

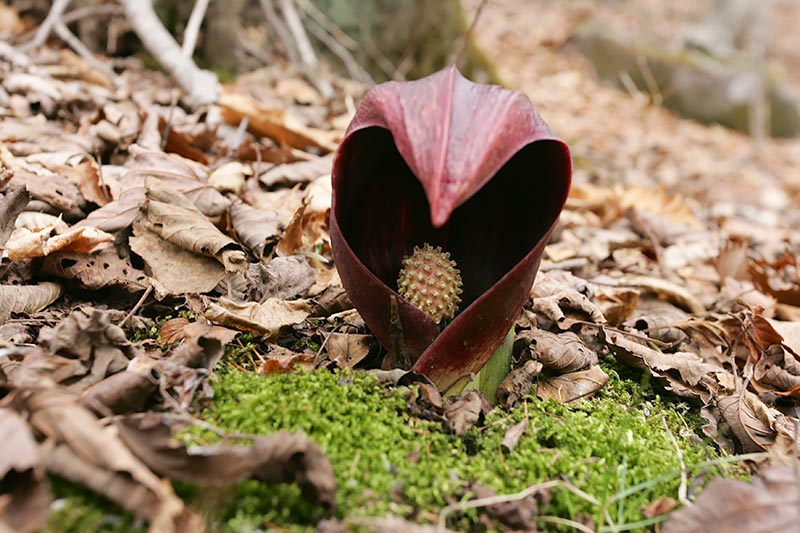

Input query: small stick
[118,285,153,328]
[19,0,72,52]
[53,20,121,87]
[182,0,210,58]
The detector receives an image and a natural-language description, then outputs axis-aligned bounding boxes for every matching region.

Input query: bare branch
[182,0,211,58]
[260,0,300,65]
[19,0,72,52]
[53,20,121,87]
[279,0,333,98]
[118,0,219,108]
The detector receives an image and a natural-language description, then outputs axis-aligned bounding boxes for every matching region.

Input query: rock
[576,22,800,138]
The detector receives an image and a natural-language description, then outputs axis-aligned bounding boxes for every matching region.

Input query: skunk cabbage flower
[330,66,571,388]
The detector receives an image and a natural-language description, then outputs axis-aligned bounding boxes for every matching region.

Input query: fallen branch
[278,0,333,98]
[182,0,211,58]
[18,0,72,52]
[118,0,219,108]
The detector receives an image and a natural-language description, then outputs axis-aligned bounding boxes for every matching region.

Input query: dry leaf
[0,282,63,324]
[536,366,609,402]
[117,413,336,513]
[496,360,543,408]
[204,297,311,338]
[500,418,527,452]
[0,407,51,533]
[524,328,598,372]
[326,332,373,369]
[663,465,799,533]
[229,200,282,259]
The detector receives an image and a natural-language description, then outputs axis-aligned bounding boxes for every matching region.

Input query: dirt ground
[464,0,800,224]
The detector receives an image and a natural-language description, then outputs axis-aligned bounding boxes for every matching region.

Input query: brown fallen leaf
[524,328,598,372]
[0,185,29,247]
[531,271,605,329]
[12,387,203,532]
[37,306,138,392]
[3,223,113,260]
[536,365,609,402]
[496,360,543,408]
[40,248,149,292]
[142,178,246,273]
[500,418,528,453]
[0,407,51,533]
[641,495,678,519]
[663,465,799,533]
[207,162,251,195]
[218,90,339,153]
[258,154,333,188]
[259,255,316,300]
[204,297,311,339]
[325,332,373,369]
[466,483,540,532]
[0,282,63,324]
[717,391,781,453]
[116,413,336,513]
[444,390,487,436]
[229,200,283,259]
[130,219,225,298]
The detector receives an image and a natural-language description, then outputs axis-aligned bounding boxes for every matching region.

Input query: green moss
[39,478,144,533]
[189,366,736,531]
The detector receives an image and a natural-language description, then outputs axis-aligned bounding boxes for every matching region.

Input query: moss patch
[189,366,735,531]
[38,365,741,532]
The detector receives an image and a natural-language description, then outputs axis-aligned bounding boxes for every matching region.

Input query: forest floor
[2,0,800,532]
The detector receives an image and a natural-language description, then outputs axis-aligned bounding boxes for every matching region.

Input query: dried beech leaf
[663,465,799,533]
[116,413,336,513]
[525,328,598,372]
[0,282,63,324]
[204,297,311,339]
[259,154,333,188]
[15,388,202,532]
[0,407,51,533]
[444,390,486,436]
[36,307,138,392]
[326,333,373,369]
[500,418,527,452]
[229,200,282,259]
[4,224,112,259]
[143,178,246,273]
[260,255,316,300]
[0,185,29,247]
[717,392,778,452]
[536,365,609,402]
[532,272,605,329]
[130,220,225,298]
[496,360,543,408]
[207,161,251,194]
[219,91,339,153]
[40,248,149,292]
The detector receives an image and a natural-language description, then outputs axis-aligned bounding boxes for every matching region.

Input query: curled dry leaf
[0,407,51,533]
[37,306,138,392]
[116,413,336,513]
[531,271,605,329]
[0,185,29,247]
[142,178,246,273]
[229,200,282,259]
[259,255,316,300]
[717,391,784,453]
[204,297,311,339]
[325,332,373,369]
[259,154,333,188]
[13,387,203,532]
[601,274,705,315]
[130,220,225,298]
[536,365,609,402]
[444,390,488,436]
[605,329,728,403]
[524,328,598,372]
[496,360,543,408]
[3,224,113,260]
[40,248,149,292]
[0,282,63,324]
[218,90,339,153]
[663,465,799,533]
[207,161,251,195]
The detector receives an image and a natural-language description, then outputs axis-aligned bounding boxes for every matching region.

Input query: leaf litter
[2,0,800,530]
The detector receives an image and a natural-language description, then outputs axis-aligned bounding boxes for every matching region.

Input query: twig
[453,0,489,66]
[182,0,210,58]
[437,479,600,532]
[662,414,690,506]
[118,285,153,328]
[118,0,219,108]
[302,14,373,84]
[538,515,595,533]
[53,20,121,87]
[278,0,333,98]
[259,0,300,65]
[19,0,72,52]
[62,3,123,25]
[0,40,34,68]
